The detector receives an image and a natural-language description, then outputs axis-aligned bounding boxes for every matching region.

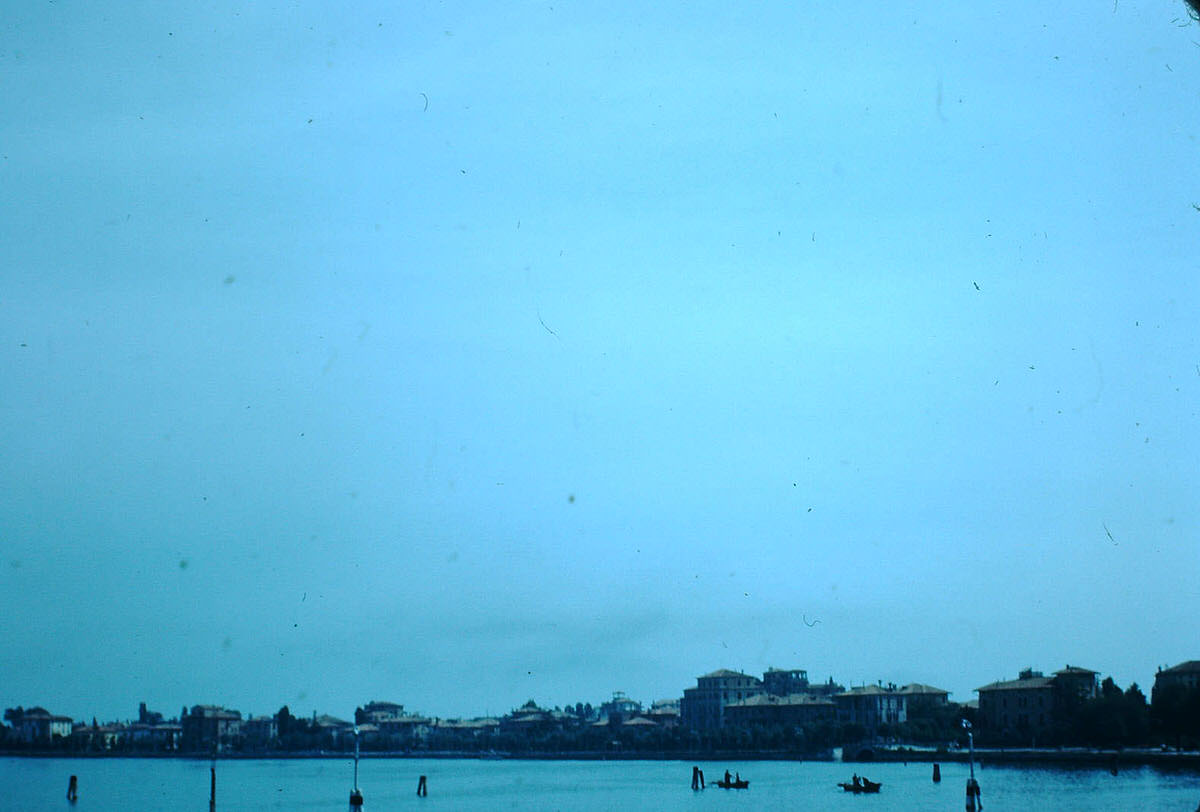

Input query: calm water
[4,757,1200,811]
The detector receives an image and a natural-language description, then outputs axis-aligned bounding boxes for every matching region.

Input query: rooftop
[1054,665,1098,676]
[976,676,1055,692]
[728,693,834,708]
[900,683,950,696]
[1159,660,1200,675]
[700,669,757,680]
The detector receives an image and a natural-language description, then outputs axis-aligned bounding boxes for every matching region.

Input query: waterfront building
[314,714,355,745]
[181,705,243,751]
[899,683,951,718]
[598,691,642,723]
[834,684,907,730]
[434,717,500,737]
[975,665,1098,743]
[355,700,405,725]
[1054,665,1099,703]
[806,676,846,696]
[645,699,681,727]
[14,707,73,744]
[241,715,278,746]
[500,700,566,734]
[724,692,836,728]
[762,668,810,696]
[379,713,433,743]
[1153,661,1200,694]
[71,722,126,750]
[681,669,765,729]
[137,702,165,726]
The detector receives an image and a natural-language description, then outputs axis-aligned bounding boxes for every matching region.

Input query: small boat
[714,778,749,789]
[838,779,881,793]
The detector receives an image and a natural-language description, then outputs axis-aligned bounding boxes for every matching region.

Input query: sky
[1,1,1198,724]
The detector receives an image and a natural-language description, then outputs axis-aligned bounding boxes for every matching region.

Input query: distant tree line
[973,677,1190,749]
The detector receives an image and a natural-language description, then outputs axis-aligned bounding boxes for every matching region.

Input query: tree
[1121,684,1149,745]
[276,706,294,738]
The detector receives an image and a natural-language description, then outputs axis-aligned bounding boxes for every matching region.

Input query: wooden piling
[932,763,941,783]
[67,775,78,801]
[966,776,981,811]
[417,775,428,796]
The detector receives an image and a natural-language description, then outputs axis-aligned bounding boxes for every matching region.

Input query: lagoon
[4,757,1200,811]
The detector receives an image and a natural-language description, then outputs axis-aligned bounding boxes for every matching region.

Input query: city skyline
[5,656,1182,727]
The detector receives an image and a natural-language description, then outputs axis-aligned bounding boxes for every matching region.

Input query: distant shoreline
[4,748,1200,769]
[860,747,1200,769]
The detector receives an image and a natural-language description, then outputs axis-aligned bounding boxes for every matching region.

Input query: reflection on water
[2,757,1200,811]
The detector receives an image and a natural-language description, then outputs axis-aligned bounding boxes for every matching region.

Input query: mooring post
[349,726,364,809]
[691,766,700,790]
[417,775,427,796]
[209,749,217,812]
[67,774,78,802]
[933,762,941,783]
[963,720,981,812]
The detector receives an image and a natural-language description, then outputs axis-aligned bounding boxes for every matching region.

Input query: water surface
[4,757,1199,811]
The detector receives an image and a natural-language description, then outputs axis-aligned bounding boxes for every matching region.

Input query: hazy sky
[2,1,1198,723]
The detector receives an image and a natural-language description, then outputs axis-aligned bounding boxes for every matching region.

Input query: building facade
[976,665,1098,742]
[1153,661,1200,695]
[16,707,73,743]
[181,705,243,751]
[834,685,907,730]
[762,668,810,697]
[681,669,765,730]
[355,701,405,725]
[899,683,951,718]
[724,693,835,728]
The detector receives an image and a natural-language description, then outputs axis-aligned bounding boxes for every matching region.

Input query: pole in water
[417,775,428,796]
[67,775,78,802]
[349,726,364,808]
[208,748,218,810]
[962,719,981,812]
[932,763,941,783]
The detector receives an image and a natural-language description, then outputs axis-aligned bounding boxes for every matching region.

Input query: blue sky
[2,0,1198,722]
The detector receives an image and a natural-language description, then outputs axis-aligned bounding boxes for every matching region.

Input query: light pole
[349,726,363,809]
[963,719,981,811]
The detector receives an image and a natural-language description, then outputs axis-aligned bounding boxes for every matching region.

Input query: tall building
[355,701,405,725]
[724,693,836,728]
[762,668,810,697]
[681,669,764,729]
[834,684,907,730]
[181,705,242,751]
[976,665,1097,742]
[13,707,73,743]
[1153,661,1200,697]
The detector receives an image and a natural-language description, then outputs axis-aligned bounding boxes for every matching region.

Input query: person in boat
[724,770,731,785]
[852,774,861,788]
[735,772,741,783]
